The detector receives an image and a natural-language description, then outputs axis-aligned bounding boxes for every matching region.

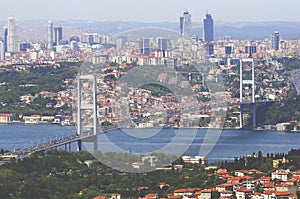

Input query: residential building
[271,170,292,181]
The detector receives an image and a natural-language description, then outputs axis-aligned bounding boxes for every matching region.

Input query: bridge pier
[240,103,256,129]
[79,134,98,152]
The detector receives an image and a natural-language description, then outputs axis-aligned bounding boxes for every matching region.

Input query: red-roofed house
[94,196,106,199]
[197,189,212,199]
[262,189,275,198]
[257,176,271,185]
[167,195,181,199]
[110,193,121,199]
[235,188,253,199]
[263,182,275,191]
[274,191,293,198]
[142,193,158,199]
[174,188,201,197]
[275,183,297,194]
[220,190,233,198]
[293,170,300,177]
[216,183,234,192]
[271,170,292,181]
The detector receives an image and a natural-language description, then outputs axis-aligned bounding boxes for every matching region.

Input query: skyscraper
[0,41,4,60]
[180,11,192,39]
[3,26,8,53]
[7,16,17,52]
[140,38,151,55]
[48,20,53,49]
[157,37,168,57]
[54,27,63,45]
[271,31,280,50]
[203,13,214,42]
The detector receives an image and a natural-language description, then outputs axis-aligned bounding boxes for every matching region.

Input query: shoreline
[1,122,299,133]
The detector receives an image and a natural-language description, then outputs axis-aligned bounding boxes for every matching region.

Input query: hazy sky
[2,0,300,22]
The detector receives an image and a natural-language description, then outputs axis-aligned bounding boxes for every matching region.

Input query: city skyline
[1,0,300,23]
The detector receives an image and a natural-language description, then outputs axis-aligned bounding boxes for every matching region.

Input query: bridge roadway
[7,133,97,159]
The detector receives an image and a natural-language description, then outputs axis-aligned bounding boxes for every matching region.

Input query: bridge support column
[78,140,82,151]
[93,139,98,151]
[240,107,244,128]
[252,104,256,128]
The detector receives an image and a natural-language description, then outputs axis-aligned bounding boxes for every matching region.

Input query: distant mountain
[1,20,300,41]
[213,21,300,40]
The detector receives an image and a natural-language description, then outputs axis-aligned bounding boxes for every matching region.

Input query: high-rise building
[3,26,8,53]
[7,16,17,52]
[70,36,80,43]
[140,38,151,55]
[271,31,280,50]
[157,37,168,57]
[180,11,192,39]
[245,45,257,58]
[54,27,63,45]
[0,41,5,60]
[203,13,214,42]
[48,20,53,49]
[157,38,168,51]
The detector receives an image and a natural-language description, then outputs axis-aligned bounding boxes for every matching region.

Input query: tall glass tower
[140,38,151,55]
[271,31,280,50]
[203,13,214,42]
[48,20,53,49]
[3,26,8,53]
[7,16,17,52]
[54,27,63,45]
[180,11,191,39]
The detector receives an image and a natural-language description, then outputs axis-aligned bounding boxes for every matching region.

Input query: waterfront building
[203,13,214,42]
[271,31,280,50]
[180,11,192,39]
[47,20,53,49]
[7,16,17,53]
[54,26,63,45]
[0,113,13,123]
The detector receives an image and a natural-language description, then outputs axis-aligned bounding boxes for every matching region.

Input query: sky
[2,0,300,22]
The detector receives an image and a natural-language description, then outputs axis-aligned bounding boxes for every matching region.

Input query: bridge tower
[77,74,98,150]
[239,58,256,129]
